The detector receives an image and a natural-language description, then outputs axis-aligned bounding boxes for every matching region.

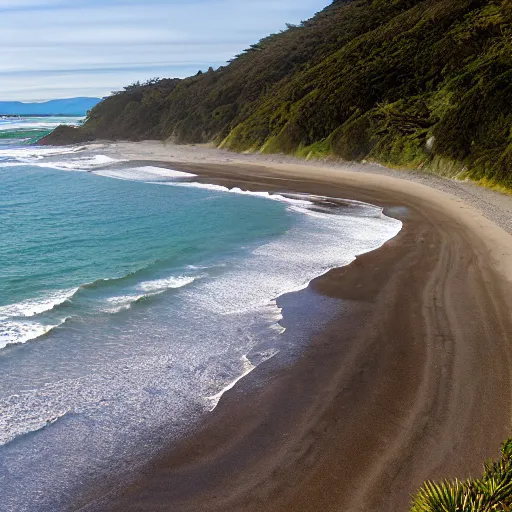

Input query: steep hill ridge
[40,0,512,188]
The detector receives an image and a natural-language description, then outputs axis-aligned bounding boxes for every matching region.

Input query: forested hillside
[41,0,512,187]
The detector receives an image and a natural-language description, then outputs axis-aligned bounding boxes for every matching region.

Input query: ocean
[0,116,402,511]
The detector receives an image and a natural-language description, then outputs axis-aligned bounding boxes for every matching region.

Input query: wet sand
[79,143,512,511]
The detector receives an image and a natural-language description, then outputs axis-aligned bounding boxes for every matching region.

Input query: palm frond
[411,439,512,512]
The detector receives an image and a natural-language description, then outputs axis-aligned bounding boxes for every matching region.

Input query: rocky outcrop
[38,125,94,146]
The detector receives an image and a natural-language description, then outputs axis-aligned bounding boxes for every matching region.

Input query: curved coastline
[76,143,512,512]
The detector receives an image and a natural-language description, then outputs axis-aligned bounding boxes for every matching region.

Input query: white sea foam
[101,276,198,313]
[34,155,122,171]
[0,405,71,446]
[0,319,64,350]
[185,206,402,317]
[0,166,404,511]
[205,355,256,411]
[0,289,77,320]
[170,181,314,207]
[0,117,82,133]
[0,145,85,160]
[137,275,196,293]
[205,349,280,411]
[0,161,34,168]
[102,295,146,314]
[0,275,199,347]
[94,166,197,181]
[0,121,69,132]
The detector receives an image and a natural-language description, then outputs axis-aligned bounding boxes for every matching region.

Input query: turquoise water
[0,163,290,347]
[2,166,287,305]
[0,118,402,512]
[0,115,80,145]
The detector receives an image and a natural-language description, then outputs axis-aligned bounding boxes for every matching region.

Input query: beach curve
[75,142,512,512]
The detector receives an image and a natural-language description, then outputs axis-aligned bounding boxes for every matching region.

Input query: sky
[0,0,329,102]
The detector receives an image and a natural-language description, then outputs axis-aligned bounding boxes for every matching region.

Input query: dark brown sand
[80,157,512,512]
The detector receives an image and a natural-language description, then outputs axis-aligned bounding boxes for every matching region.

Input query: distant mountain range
[0,97,101,116]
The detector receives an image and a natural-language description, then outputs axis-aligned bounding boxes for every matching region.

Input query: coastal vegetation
[411,439,512,511]
[40,0,512,188]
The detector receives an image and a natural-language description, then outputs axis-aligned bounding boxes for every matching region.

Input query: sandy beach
[77,141,512,512]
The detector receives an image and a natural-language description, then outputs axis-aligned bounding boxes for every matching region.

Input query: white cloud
[0,0,328,101]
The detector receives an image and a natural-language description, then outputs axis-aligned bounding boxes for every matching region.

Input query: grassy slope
[46,0,512,188]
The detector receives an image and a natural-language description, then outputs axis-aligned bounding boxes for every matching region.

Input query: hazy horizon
[0,96,101,103]
[0,0,328,102]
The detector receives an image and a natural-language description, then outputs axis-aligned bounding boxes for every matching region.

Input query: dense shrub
[43,0,512,187]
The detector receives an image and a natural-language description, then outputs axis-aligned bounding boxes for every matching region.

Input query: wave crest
[0,273,200,349]
[0,288,78,320]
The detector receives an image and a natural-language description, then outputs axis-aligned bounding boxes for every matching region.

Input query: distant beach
[71,141,512,512]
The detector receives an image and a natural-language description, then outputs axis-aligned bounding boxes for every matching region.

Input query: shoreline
[92,140,512,235]
[75,142,512,511]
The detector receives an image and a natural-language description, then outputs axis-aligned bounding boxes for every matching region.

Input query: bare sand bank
[78,141,512,511]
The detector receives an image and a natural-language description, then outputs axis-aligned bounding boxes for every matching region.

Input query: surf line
[205,356,255,411]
